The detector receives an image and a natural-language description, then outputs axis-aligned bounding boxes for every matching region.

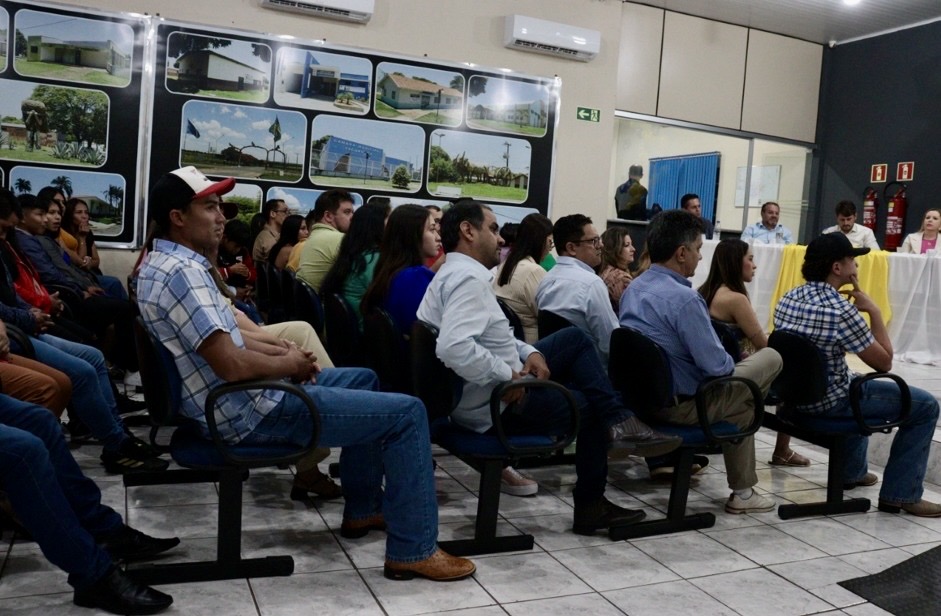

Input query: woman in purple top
[362,205,441,334]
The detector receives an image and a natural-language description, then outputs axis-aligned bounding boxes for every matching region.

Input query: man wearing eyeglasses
[252,199,288,265]
[536,214,618,365]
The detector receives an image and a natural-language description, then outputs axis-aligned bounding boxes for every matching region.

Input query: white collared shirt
[535,256,617,363]
[822,223,880,249]
[417,252,539,433]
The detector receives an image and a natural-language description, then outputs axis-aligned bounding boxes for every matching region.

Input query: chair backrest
[133,316,183,427]
[496,298,526,341]
[711,319,742,363]
[767,330,829,406]
[363,307,412,394]
[293,278,325,336]
[323,292,362,366]
[537,309,573,340]
[411,320,462,422]
[266,263,283,308]
[608,327,675,416]
[280,268,297,320]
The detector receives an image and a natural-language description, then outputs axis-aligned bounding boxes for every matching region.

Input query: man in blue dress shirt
[740,201,793,244]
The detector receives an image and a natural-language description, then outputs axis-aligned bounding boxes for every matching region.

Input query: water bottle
[713,220,721,240]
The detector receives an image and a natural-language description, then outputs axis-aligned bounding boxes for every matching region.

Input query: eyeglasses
[274,209,289,215]
[573,236,602,248]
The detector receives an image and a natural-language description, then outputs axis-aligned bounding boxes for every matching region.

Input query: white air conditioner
[259,0,374,23]
[504,15,600,62]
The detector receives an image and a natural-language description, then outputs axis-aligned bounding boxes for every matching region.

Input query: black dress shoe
[573,496,646,536]
[100,526,180,561]
[74,567,173,615]
[606,416,682,459]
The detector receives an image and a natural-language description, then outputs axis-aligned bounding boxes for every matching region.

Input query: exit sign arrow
[576,107,600,122]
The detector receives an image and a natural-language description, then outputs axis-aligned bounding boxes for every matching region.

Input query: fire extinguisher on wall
[884,181,908,252]
[862,187,879,230]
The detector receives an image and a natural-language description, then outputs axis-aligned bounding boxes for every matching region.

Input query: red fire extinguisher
[862,187,879,230]
[884,181,908,251]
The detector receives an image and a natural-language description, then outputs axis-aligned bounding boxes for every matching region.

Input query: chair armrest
[695,375,764,444]
[488,379,580,457]
[204,379,321,467]
[849,372,911,434]
[5,323,35,358]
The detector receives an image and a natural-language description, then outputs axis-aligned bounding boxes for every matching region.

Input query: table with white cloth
[689,240,941,365]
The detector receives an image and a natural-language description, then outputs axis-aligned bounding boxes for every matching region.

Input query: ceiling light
[843,0,861,6]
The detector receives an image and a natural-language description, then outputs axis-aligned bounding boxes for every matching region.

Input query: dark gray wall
[813,20,941,244]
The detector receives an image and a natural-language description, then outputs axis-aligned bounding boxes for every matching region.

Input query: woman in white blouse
[898,209,941,254]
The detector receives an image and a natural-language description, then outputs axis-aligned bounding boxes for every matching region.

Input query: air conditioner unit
[259,0,374,24]
[504,15,600,62]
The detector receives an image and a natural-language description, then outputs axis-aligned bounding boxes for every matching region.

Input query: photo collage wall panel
[0,0,147,245]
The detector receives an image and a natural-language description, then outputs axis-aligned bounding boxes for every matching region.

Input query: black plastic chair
[124,317,320,585]
[280,268,297,321]
[265,263,287,324]
[763,330,911,520]
[537,309,574,340]
[255,263,270,317]
[607,327,764,540]
[411,320,579,556]
[293,278,325,338]
[496,298,526,341]
[323,292,362,367]
[363,307,412,394]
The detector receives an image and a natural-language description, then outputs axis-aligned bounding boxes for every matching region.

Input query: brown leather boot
[384,549,475,581]
[340,514,386,539]
[291,467,343,501]
[878,499,941,517]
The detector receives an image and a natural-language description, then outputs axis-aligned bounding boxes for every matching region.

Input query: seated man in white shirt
[822,200,880,249]
[536,214,617,364]
[416,201,681,536]
[740,201,793,244]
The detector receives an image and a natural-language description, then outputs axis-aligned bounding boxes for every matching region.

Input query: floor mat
[838,545,941,615]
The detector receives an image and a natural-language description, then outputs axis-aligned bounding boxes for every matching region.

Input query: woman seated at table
[493,213,553,343]
[598,227,636,312]
[699,239,810,467]
[898,209,941,254]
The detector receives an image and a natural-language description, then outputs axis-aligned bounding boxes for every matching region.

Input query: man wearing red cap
[136,167,474,582]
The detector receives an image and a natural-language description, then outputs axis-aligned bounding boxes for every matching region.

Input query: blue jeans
[240,367,437,563]
[830,380,939,504]
[97,274,129,301]
[498,328,632,504]
[21,334,126,451]
[0,394,122,589]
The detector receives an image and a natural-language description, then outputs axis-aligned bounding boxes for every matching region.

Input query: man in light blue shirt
[619,209,782,515]
[740,201,793,244]
[417,201,681,536]
[536,214,617,364]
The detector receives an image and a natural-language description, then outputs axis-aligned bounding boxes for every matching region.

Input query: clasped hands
[501,351,550,405]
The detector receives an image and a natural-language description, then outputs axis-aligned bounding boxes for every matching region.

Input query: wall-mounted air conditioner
[259,0,374,24]
[504,15,600,62]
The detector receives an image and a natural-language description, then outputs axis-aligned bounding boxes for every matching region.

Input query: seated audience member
[0,321,71,416]
[137,166,474,581]
[699,239,809,467]
[598,226,635,312]
[286,210,317,273]
[898,208,941,254]
[252,198,287,265]
[269,214,308,271]
[740,201,793,245]
[296,189,354,292]
[417,201,682,534]
[498,222,518,263]
[493,213,553,344]
[321,203,387,330]
[620,210,782,514]
[0,394,177,614]
[536,215,618,364]
[59,193,128,300]
[423,204,445,269]
[217,219,260,321]
[823,200,880,249]
[774,232,941,516]
[361,204,440,335]
[680,193,716,239]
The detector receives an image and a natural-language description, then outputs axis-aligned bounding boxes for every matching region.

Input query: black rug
[838,544,941,615]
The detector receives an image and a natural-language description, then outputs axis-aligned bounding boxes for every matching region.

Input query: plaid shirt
[773,281,874,414]
[137,239,284,442]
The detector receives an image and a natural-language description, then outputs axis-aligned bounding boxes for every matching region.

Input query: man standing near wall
[615,164,647,220]
[296,189,354,292]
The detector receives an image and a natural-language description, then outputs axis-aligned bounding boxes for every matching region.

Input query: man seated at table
[681,193,715,239]
[137,166,475,581]
[823,200,880,249]
[741,201,793,244]
[619,209,782,514]
[773,232,941,516]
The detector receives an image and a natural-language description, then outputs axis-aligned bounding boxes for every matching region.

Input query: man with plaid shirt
[774,232,941,517]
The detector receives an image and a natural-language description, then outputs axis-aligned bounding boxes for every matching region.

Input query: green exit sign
[576,107,600,122]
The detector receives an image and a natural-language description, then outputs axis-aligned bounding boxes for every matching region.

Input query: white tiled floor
[3,362,941,616]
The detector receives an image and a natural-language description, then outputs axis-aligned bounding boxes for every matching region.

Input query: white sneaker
[725,491,775,514]
[500,466,538,497]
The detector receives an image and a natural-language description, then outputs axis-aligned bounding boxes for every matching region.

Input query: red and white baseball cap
[149,166,235,227]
